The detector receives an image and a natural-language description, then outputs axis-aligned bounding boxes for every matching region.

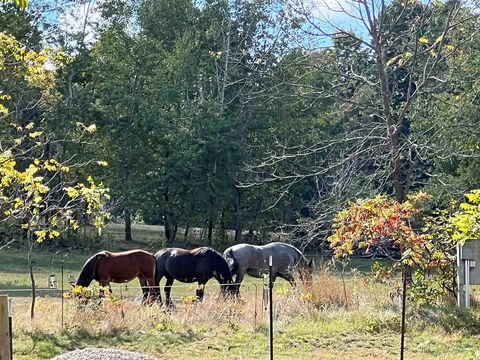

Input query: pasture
[1,232,480,359]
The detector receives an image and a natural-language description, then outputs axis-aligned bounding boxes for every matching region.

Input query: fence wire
[0,277,346,293]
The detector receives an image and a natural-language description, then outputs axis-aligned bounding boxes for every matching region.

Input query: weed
[4,249,480,359]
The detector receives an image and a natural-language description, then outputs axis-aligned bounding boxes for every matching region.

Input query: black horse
[154,247,235,306]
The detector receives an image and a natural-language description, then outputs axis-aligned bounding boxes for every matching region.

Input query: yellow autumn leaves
[0,133,110,242]
[450,190,480,243]
[0,0,28,9]
[386,35,456,68]
[330,190,480,260]
[0,18,109,243]
[76,122,97,133]
[0,32,73,119]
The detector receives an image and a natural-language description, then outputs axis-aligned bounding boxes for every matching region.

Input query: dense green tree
[245,0,480,246]
[0,9,109,317]
[4,0,477,251]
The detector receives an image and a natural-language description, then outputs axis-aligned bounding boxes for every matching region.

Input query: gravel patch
[51,347,159,360]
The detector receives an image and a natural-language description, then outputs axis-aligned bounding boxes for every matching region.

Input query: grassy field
[81,223,237,251]
[2,227,480,359]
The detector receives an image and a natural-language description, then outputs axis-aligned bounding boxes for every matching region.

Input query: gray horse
[223,242,313,295]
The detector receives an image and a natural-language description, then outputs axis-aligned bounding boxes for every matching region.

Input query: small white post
[457,243,463,307]
[49,274,57,289]
[465,259,471,309]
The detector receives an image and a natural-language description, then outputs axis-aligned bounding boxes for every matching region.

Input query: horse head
[212,252,237,298]
[219,281,237,298]
[75,252,105,288]
[299,258,314,287]
[216,269,236,297]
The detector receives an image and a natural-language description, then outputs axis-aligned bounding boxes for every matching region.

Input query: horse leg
[144,276,157,305]
[196,283,205,301]
[233,272,245,297]
[165,277,174,307]
[279,272,296,287]
[138,277,149,304]
[99,281,109,298]
[262,275,277,310]
[155,275,163,306]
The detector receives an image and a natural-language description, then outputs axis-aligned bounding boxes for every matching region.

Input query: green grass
[84,223,236,250]
[2,225,480,359]
[0,247,88,295]
[0,245,275,302]
[11,302,480,360]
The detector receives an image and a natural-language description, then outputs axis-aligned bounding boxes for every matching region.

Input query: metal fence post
[465,259,471,308]
[61,262,64,329]
[269,255,274,360]
[120,285,125,319]
[8,298,12,360]
[252,283,258,328]
[400,267,408,360]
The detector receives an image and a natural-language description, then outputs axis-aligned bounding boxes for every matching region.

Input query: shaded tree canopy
[1,0,479,249]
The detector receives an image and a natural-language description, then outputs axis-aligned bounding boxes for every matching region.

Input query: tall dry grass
[10,268,480,360]
[10,267,395,335]
[9,267,404,360]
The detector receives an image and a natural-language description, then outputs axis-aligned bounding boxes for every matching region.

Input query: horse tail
[224,248,238,275]
[76,252,106,287]
[154,260,160,285]
[154,252,164,285]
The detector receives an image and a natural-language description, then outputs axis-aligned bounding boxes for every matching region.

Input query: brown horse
[75,249,157,303]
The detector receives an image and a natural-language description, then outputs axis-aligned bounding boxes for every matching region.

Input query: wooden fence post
[0,295,11,360]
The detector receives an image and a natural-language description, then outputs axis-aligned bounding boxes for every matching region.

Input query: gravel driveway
[51,347,159,360]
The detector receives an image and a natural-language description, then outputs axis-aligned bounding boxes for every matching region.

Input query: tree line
[1,0,479,250]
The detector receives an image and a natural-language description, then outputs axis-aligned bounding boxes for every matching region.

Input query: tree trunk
[164,211,171,243]
[219,207,226,244]
[247,227,255,243]
[183,224,190,244]
[172,223,178,247]
[234,187,242,243]
[164,210,177,246]
[163,188,178,246]
[386,132,405,204]
[373,35,406,203]
[207,219,213,246]
[27,234,35,319]
[124,208,133,242]
[250,189,265,243]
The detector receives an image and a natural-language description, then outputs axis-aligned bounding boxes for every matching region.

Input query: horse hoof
[229,297,245,305]
[163,302,175,309]
[161,304,175,313]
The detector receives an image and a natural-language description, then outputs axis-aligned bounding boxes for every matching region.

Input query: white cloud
[58,0,103,50]
[288,0,375,45]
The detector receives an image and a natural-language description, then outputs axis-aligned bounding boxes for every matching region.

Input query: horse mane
[279,242,310,267]
[279,242,303,255]
[76,252,108,287]
[193,247,232,282]
[192,247,212,256]
[214,255,232,281]
[224,248,238,275]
